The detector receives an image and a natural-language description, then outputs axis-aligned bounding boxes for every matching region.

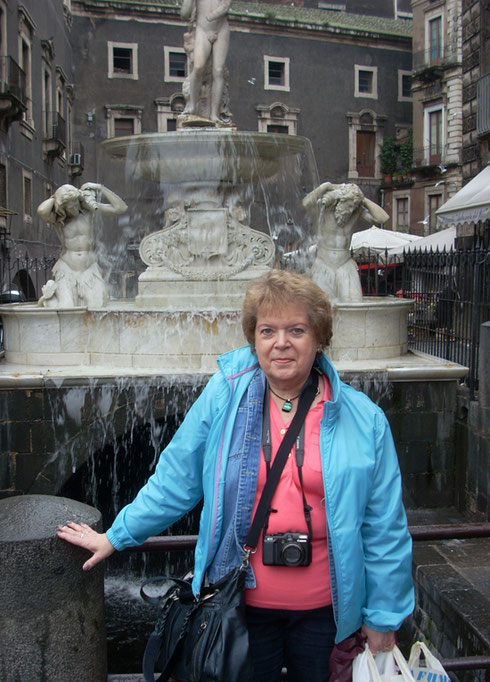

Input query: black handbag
[141,370,319,682]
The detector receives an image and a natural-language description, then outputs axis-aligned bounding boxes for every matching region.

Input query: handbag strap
[244,368,319,553]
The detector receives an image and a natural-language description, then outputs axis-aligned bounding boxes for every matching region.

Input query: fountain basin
[0,296,462,377]
[101,130,316,185]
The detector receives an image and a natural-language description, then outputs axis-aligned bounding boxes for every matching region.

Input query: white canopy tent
[350,226,422,258]
[436,163,490,228]
[388,225,456,257]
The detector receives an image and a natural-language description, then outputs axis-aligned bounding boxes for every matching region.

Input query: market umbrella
[350,226,422,259]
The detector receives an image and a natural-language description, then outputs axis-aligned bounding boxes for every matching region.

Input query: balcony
[43,111,66,158]
[412,45,460,81]
[0,56,27,128]
[412,145,461,171]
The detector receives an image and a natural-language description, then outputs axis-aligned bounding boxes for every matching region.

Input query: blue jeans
[246,605,336,682]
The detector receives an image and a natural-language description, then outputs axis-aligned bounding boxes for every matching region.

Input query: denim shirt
[207,367,265,589]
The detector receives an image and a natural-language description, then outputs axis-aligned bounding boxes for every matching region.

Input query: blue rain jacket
[107,345,414,642]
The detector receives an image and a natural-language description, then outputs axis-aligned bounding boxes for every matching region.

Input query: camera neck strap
[261,384,313,540]
[244,369,318,554]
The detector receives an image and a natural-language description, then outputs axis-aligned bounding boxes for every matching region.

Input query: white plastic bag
[352,644,415,681]
[408,641,450,682]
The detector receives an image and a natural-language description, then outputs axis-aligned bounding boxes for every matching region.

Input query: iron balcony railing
[412,145,449,168]
[43,110,66,147]
[412,45,461,73]
[0,56,27,107]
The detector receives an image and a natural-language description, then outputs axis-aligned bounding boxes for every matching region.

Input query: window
[19,35,33,129]
[114,118,134,137]
[264,56,290,92]
[356,130,375,176]
[354,65,377,99]
[398,70,412,102]
[105,105,143,137]
[108,42,138,80]
[155,94,186,131]
[267,124,289,134]
[256,102,299,135]
[0,3,7,58]
[164,47,187,82]
[0,161,7,208]
[22,171,32,220]
[346,109,386,180]
[428,16,442,64]
[395,196,409,230]
[18,8,35,133]
[427,193,442,234]
[42,65,52,137]
[423,104,445,166]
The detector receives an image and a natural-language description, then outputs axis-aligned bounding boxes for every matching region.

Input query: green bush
[380,137,397,175]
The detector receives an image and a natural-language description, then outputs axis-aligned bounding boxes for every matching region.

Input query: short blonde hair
[242,269,333,349]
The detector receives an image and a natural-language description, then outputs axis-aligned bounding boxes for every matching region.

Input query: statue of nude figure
[181,0,231,121]
[303,182,389,303]
[37,183,127,309]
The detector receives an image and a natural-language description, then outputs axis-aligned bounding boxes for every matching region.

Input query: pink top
[245,376,333,610]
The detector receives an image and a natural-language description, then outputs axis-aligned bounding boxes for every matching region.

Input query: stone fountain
[0,0,466,381]
[0,9,468,674]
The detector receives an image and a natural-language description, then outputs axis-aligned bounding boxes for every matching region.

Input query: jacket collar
[217,345,342,414]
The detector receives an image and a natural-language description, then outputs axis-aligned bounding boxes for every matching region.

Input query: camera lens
[281,542,304,566]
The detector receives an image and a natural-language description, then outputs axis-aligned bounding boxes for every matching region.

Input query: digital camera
[262,532,311,567]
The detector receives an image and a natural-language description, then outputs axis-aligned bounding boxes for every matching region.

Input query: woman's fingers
[57,523,115,570]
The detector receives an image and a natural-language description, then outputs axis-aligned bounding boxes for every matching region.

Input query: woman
[58,269,414,681]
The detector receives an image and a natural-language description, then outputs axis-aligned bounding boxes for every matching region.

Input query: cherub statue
[37,183,127,309]
[303,182,389,303]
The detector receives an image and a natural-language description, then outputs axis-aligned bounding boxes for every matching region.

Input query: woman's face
[254,303,319,394]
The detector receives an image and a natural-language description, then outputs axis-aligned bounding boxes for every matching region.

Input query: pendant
[282,400,293,412]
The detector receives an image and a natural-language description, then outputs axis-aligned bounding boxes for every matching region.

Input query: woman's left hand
[361,624,396,654]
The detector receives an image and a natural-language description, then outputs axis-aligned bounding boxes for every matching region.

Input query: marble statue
[180,0,232,124]
[37,183,127,309]
[303,182,389,303]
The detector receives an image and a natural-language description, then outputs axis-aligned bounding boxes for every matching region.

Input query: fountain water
[0,11,468,674]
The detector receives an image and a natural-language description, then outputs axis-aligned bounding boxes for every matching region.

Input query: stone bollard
[0,494,107,682]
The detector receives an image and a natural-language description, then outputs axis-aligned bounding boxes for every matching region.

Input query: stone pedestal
[0,495,106,682]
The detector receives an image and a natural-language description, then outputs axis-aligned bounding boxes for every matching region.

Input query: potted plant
[400,130,413,179]
[380,136,397,182]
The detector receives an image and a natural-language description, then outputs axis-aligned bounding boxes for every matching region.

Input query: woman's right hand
[57,522,115,571]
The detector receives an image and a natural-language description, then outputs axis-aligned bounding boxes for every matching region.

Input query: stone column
[0,495,107,682]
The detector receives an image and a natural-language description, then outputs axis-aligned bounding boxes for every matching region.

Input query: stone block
[0,453,14,489]
[0,495,106,681]
[13,453,50,494]
[411,543,447,566]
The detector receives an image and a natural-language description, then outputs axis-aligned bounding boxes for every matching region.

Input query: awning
[350,225,422,258]
[436,164,490,227]
[388,225,456,257]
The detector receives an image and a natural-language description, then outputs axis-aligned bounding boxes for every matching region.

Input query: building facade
[0,0,413,298]
[388,0,464,236]
[0,0,76,299]
[461,0,490,181]
[70,1,412,196]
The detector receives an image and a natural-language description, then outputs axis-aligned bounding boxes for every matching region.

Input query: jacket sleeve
[360,410,415,632]
[106,373,224,550]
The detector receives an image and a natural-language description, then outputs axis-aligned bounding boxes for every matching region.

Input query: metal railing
[412,45,460,73]
[402,246,490,397]
[43,110,66,146]
[412,145,450,168]
[0,252,57,302]
[0,56,27,106]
